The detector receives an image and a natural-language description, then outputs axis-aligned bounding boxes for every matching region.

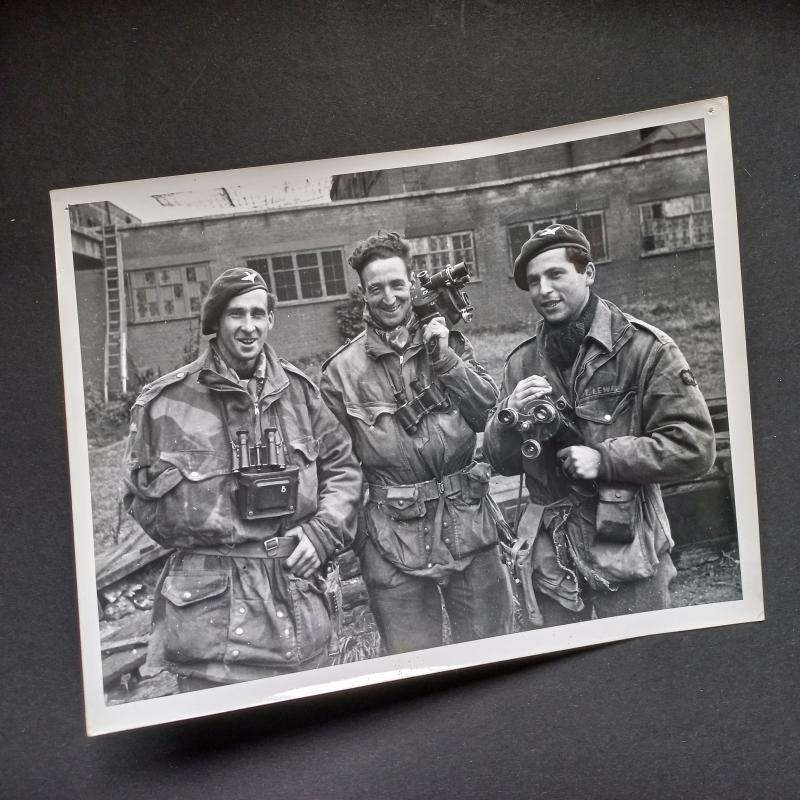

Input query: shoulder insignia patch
[680,369,697,387]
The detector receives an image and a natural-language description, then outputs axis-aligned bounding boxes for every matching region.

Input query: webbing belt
[368,470,465,503]
[184,535,298,559]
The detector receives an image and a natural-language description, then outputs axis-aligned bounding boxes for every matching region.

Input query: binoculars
[496,396,581,460]
[231,428,299,520]
[394,378,450,434]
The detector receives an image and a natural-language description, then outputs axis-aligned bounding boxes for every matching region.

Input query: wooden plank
[102,648,147,687]
[95,524,171,590]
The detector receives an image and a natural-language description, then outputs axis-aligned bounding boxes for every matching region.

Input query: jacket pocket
[160,571,230,663]
[287,573,332,663]
[383,485,426,520]
[345,402,396,427]
[458,461,492,504]
[575,390,636,439]
[365,502,427,570]
[148,451,235,547]
[595,483,639,543]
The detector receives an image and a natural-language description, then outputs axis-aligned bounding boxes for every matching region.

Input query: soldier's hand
[422,316,449,356]
[507,375,553,412]
[285,529,322,578]
[556,446,601,480]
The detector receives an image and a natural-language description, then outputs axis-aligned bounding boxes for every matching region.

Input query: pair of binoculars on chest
[230,428,299,520]
[394,378,451,435]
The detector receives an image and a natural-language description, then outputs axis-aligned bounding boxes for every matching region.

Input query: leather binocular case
[231,428,299,520]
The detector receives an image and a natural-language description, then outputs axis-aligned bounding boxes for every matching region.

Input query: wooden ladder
[102,224,127,401]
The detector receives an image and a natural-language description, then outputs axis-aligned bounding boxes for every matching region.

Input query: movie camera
[410,261,474,326]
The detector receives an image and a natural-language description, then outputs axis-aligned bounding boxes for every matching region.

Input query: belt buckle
[263,537,280,557]
[437,479,445,495]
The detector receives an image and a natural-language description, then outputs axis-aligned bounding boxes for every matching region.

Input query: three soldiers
[124,222,716,678]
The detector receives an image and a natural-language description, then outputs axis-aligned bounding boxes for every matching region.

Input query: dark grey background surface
[2,1,798,797]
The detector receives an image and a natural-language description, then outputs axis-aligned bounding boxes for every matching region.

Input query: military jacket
[320,325,501,580]
[123,343,362,680]
[483,297,716,600]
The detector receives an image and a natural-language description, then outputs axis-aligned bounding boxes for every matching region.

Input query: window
[246,248,348,303]
[639,193,713,255]
[407,231,477,277]
[508,211,608,267]
[126,263,211,322]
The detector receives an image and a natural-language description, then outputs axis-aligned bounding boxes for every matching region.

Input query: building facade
[73,144,718,393]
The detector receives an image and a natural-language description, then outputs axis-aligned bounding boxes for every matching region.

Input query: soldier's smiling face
[361,256,412,329]
[215,289,273,375]
[525,248,595,326]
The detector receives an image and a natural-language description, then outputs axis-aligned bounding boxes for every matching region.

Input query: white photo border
[51,96,763,736]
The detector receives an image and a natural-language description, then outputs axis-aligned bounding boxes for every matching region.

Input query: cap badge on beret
[512,222,592,290]
[533,224,566,239]
[200,267,270,335]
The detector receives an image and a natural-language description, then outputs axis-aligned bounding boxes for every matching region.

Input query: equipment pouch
[383,485,426,520]
[595,483,639,543]
[234,465,300,520]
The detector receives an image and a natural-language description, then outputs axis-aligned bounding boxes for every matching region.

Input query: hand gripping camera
[410,262,474,326]
[230,428,299,520]
[496,396,582,460]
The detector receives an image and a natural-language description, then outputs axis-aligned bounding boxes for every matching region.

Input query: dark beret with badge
[513,223,592,290]
[201,267,271,335]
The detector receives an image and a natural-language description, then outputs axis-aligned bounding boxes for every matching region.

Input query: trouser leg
[360,538,444,654]
[442,546,515,643]
[590,552,677,618]
[535,590,593,626]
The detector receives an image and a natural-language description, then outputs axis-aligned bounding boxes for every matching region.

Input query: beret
[513,223,591,290]
[201,268,269,335]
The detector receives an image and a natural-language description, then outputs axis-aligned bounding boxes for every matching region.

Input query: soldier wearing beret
[123,267,362,690]
[483,223,716,623]
[320,231,513,655]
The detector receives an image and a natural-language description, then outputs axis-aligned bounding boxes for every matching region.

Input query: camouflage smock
[123,342,362,681]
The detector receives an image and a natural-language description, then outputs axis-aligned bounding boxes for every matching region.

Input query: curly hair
[348,230,411,276]
[564,245,592,274]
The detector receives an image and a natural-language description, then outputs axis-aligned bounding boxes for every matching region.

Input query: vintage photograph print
[52,98,762,735]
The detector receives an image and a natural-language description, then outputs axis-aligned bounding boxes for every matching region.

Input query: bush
[84,383,137,447]
[334,286,366,343]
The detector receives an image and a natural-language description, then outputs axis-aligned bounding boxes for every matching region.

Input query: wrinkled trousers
[360,538,514,654]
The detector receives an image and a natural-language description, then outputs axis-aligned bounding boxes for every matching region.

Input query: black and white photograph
[51,97,762,735]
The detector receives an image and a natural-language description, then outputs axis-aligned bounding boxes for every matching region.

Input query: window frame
[506,211,610,273]
[246,246,349,305]
[638,192,715,257]
[406,230,479,279]
[125,262,212,324]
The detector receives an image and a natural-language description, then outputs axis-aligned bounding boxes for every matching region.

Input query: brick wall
[113,147,716,376]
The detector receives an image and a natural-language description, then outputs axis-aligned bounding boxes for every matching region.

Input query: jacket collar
[363,322,424,361]
[534,296,632,355]
[197,340,289,399]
